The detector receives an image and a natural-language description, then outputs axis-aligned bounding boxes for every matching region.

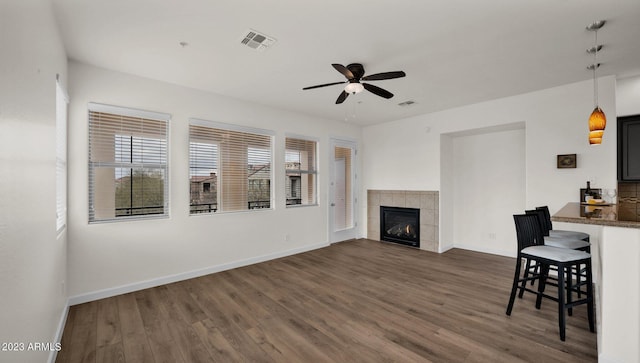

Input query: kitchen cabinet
[618,114,640,181]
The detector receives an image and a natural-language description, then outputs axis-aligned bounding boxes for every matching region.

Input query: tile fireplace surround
[367,190,439,252]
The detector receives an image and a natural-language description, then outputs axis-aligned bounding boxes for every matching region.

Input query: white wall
[617,75,640,116]
[66,62,361,300]
[599,227,640,363]
[439,134,454,252]
[0,1,68,362]
[451,127,526,256]
[361,76,617,255]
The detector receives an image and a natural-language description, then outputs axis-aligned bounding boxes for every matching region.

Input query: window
[189,119,273,214]
[285,137,317,206]
[189,139,218,213]
[56,80,68,232]
[88,103,170,222]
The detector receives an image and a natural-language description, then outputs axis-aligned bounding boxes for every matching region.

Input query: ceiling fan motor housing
[346,63,365,79]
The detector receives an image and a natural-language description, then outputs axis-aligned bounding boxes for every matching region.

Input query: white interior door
[329,138,357,243]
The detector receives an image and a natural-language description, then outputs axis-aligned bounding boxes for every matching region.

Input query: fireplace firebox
[380,206,420,248]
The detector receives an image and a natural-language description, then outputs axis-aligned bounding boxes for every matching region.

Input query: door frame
[329,137,358,243]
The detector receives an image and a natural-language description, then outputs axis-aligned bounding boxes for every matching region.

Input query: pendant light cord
[593,29,598,107]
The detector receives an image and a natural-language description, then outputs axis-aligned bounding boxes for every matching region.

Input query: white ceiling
[52,0,640,126]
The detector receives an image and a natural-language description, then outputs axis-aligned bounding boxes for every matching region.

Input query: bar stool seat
[544,236,591,250]
[523,245,590,262]
[549,229,590,241]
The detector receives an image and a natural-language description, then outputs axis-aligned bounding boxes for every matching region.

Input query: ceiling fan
[302,63,406,104]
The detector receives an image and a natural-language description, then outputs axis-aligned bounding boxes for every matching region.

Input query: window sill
[89,214,170,224]
[190,207,274,216]
[286,203,319,209]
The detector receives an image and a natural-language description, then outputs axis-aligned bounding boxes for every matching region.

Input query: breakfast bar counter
[552,202,640,363]
[551,201,640,228]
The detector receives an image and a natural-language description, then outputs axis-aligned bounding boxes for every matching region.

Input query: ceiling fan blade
[363,83,394,99]
[336,90,349,104]
[302,81,345,90]
[362,71,406,81]
[332,64,355,79]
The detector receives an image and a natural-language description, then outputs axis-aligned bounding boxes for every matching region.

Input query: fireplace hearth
[380,206,420,248]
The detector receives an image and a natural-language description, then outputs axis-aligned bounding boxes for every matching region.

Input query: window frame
[88,102,171,223]
[285,134,319,208]
[189,118,275,215]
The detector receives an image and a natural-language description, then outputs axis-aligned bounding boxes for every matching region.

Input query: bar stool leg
[506,257,522,316]
[576,263,582,299]
[557,264,566,341]
[567,266,573,316]
[536,264,549,310]
[519,258,532,298]
[586,259,595,332]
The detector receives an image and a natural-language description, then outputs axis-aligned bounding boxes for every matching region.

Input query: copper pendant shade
[588,106,606,145]
[586,21,606,145]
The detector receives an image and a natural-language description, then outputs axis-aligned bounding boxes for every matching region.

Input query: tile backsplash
[618,182,639,203]
[617,182,640,221]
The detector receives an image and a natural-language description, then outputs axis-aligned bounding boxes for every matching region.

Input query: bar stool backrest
[525,209,551,237]
[513,214,545,251]
[536,206,554,232]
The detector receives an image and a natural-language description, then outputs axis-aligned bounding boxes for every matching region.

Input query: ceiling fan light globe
[345,82,364,94]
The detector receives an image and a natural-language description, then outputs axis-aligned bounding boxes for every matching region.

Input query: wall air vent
[240,29,277,52]
[398,100,417,107]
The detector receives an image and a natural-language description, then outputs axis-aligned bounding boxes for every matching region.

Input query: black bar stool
[507,214,595,341]
[525,209,590,299]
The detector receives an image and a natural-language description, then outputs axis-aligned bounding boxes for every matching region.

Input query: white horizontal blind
[56,81,68,232]
[189,121,273,213]
[285,137,317,206]
[88,103,169,222]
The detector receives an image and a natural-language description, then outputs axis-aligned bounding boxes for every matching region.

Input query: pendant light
[586,20,606,145]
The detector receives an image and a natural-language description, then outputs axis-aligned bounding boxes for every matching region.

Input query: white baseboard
[68,242,329,306]
[451,243,515,258]
[438,243,454,253]
[48,299,70,363]
[598,353,626,363]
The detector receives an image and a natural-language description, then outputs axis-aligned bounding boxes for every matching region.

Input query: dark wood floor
[56,239,597,363]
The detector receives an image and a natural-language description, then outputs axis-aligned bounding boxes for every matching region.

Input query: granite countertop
[551,202,640,229]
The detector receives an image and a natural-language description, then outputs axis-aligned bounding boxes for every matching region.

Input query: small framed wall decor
[557,154,577,169]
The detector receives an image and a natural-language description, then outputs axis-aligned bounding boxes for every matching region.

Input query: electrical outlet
[61,280,65,295]
[285,234,291,242]
[488,233,497,240]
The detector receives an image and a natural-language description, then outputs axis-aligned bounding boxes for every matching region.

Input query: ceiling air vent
[240,29,276,52]
[398,100,417,107]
